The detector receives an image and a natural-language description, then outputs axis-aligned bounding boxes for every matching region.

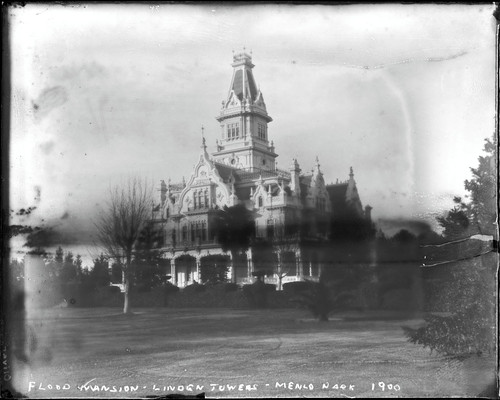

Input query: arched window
[202,221,207,241]
[171,229,176,246]
[182,226,187,241]
[196,222,201,241]
[204,190,209,208]
[199,191,204,208]
[193,191,198,209]
[258,196,263,208]
[191,224,195,242]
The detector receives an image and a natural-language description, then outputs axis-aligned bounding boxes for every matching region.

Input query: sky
[8,4,497,263]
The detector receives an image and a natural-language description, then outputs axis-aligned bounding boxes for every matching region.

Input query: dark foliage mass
[213,204,255,255]
[199,255,230,284]
[403,136,497,357]
[212,204,255,283]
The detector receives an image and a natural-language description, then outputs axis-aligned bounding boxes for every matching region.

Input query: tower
[212,51,277,171]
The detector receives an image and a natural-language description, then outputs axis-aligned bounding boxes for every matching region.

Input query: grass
[8,307,496,398]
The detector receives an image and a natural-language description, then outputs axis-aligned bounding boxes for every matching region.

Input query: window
[204,190,209,208]
[191,224,195,242]
[198,191,204,208]
[257,123,266,140]
[202,221,207,241]
[182,226,187,241]
[258,196,263,207]
[171,229,176,246]
[195,222,201,241]
[227,123,240,140]
[267,219,275,239]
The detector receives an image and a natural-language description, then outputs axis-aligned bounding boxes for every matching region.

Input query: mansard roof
[232,68,258,102]
[213,162,239,182]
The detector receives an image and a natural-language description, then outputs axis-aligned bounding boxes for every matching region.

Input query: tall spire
[228,51,258,103]
[212,52,277,171]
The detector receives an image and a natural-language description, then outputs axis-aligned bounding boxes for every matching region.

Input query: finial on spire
[349,166,354,179]
[201,126,207,150]
[315,156,320,170]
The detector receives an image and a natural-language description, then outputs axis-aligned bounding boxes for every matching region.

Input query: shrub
[60,282,96,307]
[290,281,333,321]
[164,282,180,295]
[242,281,274,308]
[283,281,310,295]
[223,282,239,292]
[106,285,122,295]
[183,282,207,294]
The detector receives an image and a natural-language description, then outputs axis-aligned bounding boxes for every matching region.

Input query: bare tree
[95,178,152,314]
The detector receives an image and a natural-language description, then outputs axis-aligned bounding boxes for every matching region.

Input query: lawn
[7,307,496,398]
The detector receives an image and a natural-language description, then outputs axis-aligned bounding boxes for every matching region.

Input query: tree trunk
[123,255,133,315]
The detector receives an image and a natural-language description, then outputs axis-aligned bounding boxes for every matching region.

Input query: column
[228,253,235,283]
[309,261,312,277]
[295,249,303,279]
[195,257,201,283]
[170,258,176,286]
[276,251,282,290]
[246,248,254,281]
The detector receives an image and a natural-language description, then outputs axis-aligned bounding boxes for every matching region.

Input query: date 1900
[371,382,401,391]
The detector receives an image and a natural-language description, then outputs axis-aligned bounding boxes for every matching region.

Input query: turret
[212,52,277,170]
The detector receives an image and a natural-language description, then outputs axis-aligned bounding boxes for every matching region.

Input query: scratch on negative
[340,394,356,399]
[421,250,494,268]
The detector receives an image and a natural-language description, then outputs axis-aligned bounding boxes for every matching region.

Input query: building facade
[151,52,371,288]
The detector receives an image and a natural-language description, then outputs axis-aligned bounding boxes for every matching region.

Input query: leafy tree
[199,255,230,284]
[213,204,255,283]
[133,223,167,290]
[95,178,152,314]
[404,136,497,356]
[392,229,417,243]
[110,262,122,284]
[74,254,83,280]
[59,251,77,282]
[329,206,375,243]
[436,197,470,240]
[90,254,110,287]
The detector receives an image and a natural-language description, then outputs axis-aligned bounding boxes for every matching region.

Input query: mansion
[151,52,372,288]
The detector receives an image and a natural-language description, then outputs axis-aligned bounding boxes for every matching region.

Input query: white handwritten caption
[28,379,401,395]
